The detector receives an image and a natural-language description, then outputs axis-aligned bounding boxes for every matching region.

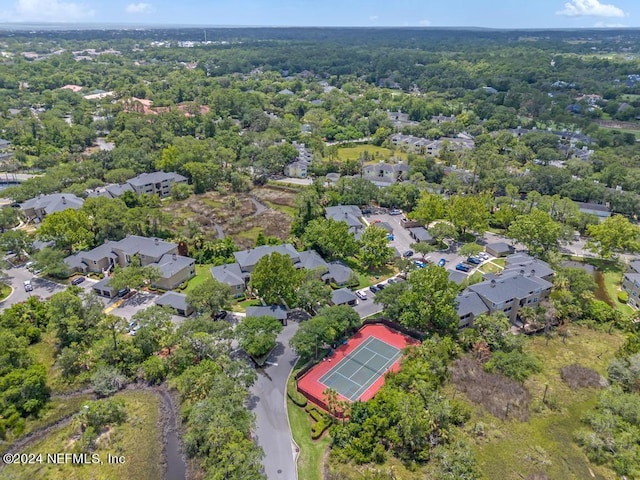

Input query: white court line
[349,350,402,400]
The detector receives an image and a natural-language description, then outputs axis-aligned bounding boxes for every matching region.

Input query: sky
[1,0,640,28]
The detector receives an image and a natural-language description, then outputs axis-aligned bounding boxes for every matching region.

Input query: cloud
[1,0,94,21]
[125,2,153,14]
[557,0,625,17]
[419,19,431,26]
[594,21,628,27]
[368,15,378,21]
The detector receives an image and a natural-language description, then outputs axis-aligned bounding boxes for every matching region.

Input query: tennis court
[319,336,401,401]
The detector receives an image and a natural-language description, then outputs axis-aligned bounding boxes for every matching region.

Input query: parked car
[389,209,402,215]
[477,252,489,260]
[456,263,471,272]
[214,310,228,320]
[376,283,386,290]
[356,290,368,300]
[467,256,482,265]
[438,258,446,267]
[387,233,394,241]
[117,287,130,297]
[369,285,379,294]
[23,280,33,292]
[71,276,85,285]
[387,278,397,284]
[25,261,35,270]
[413,260,427,268]
[402,250,414,258]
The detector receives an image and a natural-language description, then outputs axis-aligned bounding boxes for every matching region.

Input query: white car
[477,252,489,260]
[355,290,368,301]
[23,280,33,292]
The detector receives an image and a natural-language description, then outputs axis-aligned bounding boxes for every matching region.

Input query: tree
[108,255,161,291]
[131,305,175,356]
[507,208,564,258]
[459,243,484,258]
[171,182,194,201]
[410,241,436,261]
[82,196,128,244]
[447,195,490,236]
[295,273,332,314]
[473,313,511,351]
[0,207,18,233]
[302,218,358,261]
[290,305,360,359]
[375,266,459,335]
[409,192,446,225]
[429,221,457,243]
[235,315,283,358]
[37,209,94,253]
[586,214,640,259]
[32,247,69,278]
[250,252,303,306]
[359,225,394,270]
[186,278,232,318]
[291,189,325,236]
[0,230,30,259]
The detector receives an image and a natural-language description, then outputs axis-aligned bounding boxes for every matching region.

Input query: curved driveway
[249,321,299,480]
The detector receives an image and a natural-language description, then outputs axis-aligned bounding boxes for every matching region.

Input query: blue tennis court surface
[319,337,401,401]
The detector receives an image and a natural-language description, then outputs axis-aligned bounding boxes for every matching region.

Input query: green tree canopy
[586,214,640,258]
[186,278,232,318]
[250,252,303,307]
[235,315,283,358]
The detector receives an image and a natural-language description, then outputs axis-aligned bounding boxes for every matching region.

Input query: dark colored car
[214,310,228,320]
[456,263,471,272]
[438,258,446,267]
[117,287,130,297]
[71,276,85,285]
[376,283,385,290]
[467,256,482,265]
[402,250,414,258]
[369,285,379,294]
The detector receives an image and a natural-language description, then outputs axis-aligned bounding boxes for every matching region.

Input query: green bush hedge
[618,291,629,303]
[311,417,331,439]
[305,404,324,422]
[287,381,307,407]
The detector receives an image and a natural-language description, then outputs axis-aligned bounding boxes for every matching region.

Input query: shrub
[618,291,629,303]
[91,366,128,398]
[484,350,542,383]
[287,381,307,407]
[140,356,167,385]
[311,417,331,439]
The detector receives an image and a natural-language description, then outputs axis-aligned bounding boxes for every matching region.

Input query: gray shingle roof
[20,193,84,215]
[151,254,194,278]
[629,260,640,274]
[331,288,357,305]
[234,244,300,271]
[81,241,118,261]
[469,273,552,304]
[155,291,190,311]
[322,262,354,285]
[126,171,187,187]
[297,250,329,273]
[325,205,363,230]
[112,235,176,258]
[105,183,134,197]
[92,277,114,291]
[246,305,288,320]
[210,263,245,287]
[448,269,468,285]
[456,292,489,318]
[486,242,514,254]
[624,272,640,284]
[504,254,555,278]
[409,227,433,242]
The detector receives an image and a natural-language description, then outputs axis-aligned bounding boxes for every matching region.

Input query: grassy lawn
[343,258,396,288]
[1,390,164,480]
[492,258,506,267]
[287,371,331,480]
[463,325,623,480]
[182,263,215,294]
[0,281,11,301]
[232,298,262,312]
[334,144,407,162]
[479,262,504,274]
[263,200,296,217]
[234,226,263,244]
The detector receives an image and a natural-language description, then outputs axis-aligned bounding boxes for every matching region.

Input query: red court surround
[296,323,419,411]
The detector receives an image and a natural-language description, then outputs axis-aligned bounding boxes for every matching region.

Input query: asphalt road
[249,321,300,480]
